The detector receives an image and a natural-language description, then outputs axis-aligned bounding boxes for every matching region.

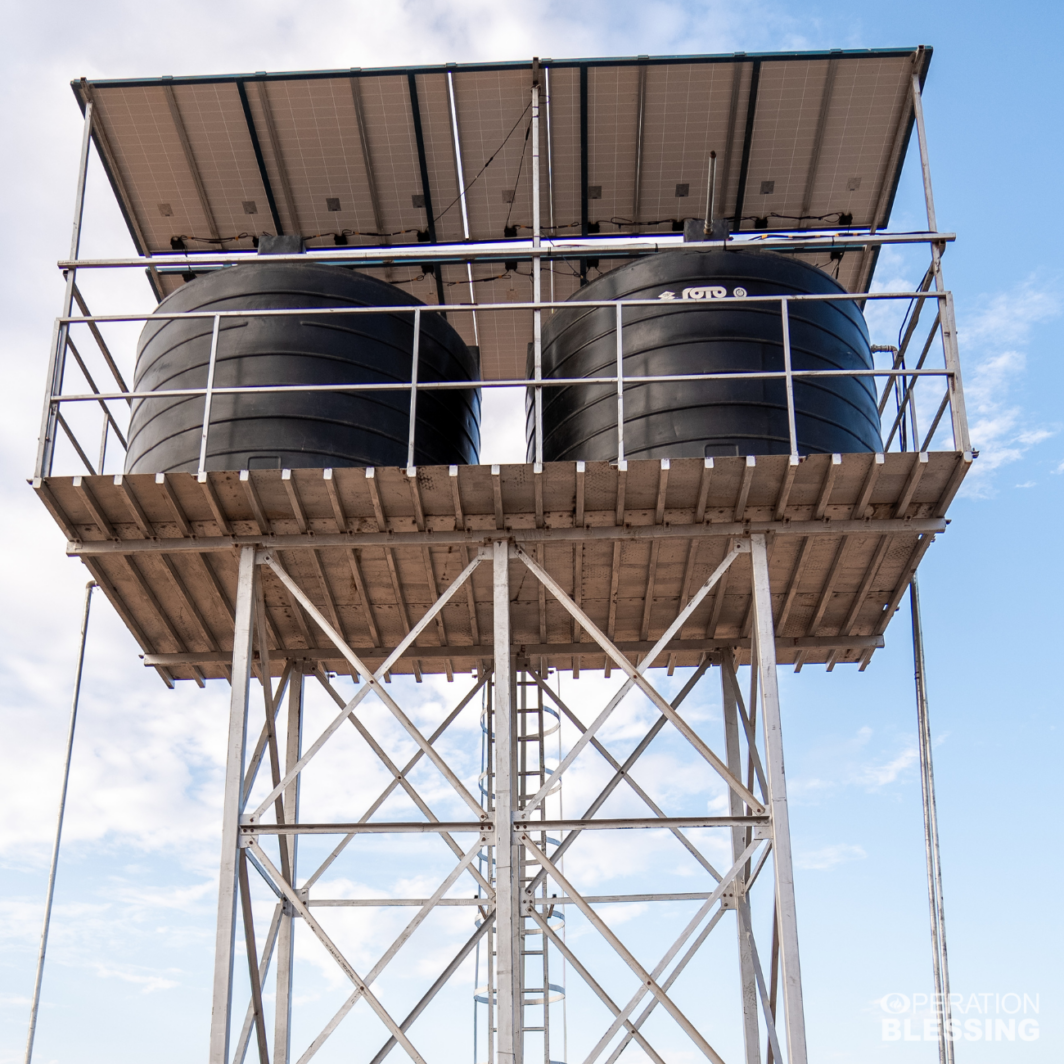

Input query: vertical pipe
[544,68,556,307]
[910,578,955,1064]
[749,535,808,1064]
[614,303,625,464]
[198,314,222,477]
[702,151,717,238]
[579,65,588,286]
[273,666,304,1064]
[720,658,760,1064]
[210,547,258,1064]
[407,308,421,472]
[23,581,95,1064]
[97,418,109,475]
[532,73,543,467]
[446,69,479,345]
[493,542,518,1064]
[36,100,94,479]
[780,300,798,456]
[632,61,648,227]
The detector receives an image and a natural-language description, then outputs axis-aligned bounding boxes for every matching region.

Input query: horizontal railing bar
[307,891,721,906]
[239,815,765,835]
[57,290,947,325]
[57,230,956,269]
[240,821,488,834]
[51,367,953,404]
[527,817,769,830]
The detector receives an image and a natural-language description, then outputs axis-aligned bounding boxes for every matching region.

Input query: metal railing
[35,283,969,481]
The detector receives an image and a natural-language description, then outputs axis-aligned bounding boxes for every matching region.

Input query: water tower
[29,48,964,1064]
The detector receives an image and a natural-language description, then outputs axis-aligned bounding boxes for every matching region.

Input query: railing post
[532,71,544,467]
[615,301,625,464]
[198,314,222,477]
[780,299,798,456]
[911,70,970,453]
[97,419,109,475]
[36,99,93,479]
[407,307,421,472]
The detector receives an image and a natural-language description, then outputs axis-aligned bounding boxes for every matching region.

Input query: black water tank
[527,250,881,461]
[125,262,480,473]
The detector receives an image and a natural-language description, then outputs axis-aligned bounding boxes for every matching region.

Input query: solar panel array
[77,49,930,380]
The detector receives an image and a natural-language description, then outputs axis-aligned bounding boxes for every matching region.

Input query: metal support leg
[749,534,807,1064]
[493,541,520,1064]
[210,547,258,1064]
[721,659,760,1064]
[274,663,304,1064]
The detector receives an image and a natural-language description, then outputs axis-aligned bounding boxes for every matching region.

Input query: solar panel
[76,48,931,379]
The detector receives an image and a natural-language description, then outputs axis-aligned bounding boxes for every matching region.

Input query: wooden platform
[33,451,970,683]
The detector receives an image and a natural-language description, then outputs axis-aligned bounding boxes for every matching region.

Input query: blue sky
[0,3,1061,1063]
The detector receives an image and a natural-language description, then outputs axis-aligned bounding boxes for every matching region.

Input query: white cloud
[87,962,181,994]
[794,844,867,871]
[857,747,918,789]
[955,279,1062,494]
[788,727,919,800]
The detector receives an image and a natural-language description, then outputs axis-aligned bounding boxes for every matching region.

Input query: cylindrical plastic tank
[526,249,881,461]
[125,262,480,473]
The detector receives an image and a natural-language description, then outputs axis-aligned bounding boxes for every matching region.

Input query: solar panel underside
[78,49,926,380]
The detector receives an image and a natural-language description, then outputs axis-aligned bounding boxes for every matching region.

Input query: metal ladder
[475,669,566,1064]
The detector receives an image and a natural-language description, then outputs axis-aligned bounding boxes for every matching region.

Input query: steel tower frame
[27,51,963,1064]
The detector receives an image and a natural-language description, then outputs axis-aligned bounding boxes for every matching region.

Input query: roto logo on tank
[879,991,1040,1042]
[656,286,748,301]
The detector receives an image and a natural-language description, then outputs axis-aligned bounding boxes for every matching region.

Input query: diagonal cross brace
[248,838,483,1064]
[737,899,787,1064]
[313,669,493,895]
[521,833,762,1064]
[251,550,487,820]
[522,663,715,899]
[574,836,765,1064]
[513,543,764,815]
[250,834,487,1064]
[242,662,293,807]
[525,666,724,883]
[602,907,729,1064]
[302,668,492,891]
[527,908,668,1064]
[365,915,497,1064]
[721,654,769,803]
